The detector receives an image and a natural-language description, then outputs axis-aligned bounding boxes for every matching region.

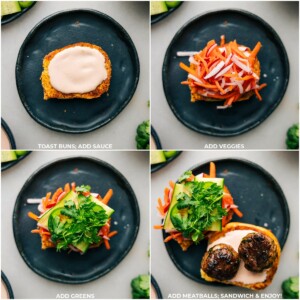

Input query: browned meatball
[238,232,277,272]
[201,243,240,281]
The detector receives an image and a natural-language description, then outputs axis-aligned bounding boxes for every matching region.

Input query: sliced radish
[177,51,199,57]
[204,61,225,79]
[215,63,233,78]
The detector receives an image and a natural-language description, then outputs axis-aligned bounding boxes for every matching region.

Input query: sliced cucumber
[150,1,168,16]
[150,150,166,165]
[1,150,17,163]
[165,1,181,8]
[18,1,34,8]
[1,1,21,17]
[15,150,28,156]
[163,150,177,159]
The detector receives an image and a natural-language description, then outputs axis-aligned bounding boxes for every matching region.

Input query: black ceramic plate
[1,120,31,171]
[1,151,31,172]
[151,126,162,149]
[1,271,14,299]
[151,275,163,299]
[151,2,183,25]
[163,158,290,284]
[151,151,182,173]
[13,156,140,283]
[163,9,289,136]
[1,2,36,25]
[1,118,16,149]
[16,9,139,133]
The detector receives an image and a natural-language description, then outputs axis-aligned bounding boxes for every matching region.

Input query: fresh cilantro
[48,195,108,251]
[170,181,227,243]
[178,170,193,183]
[75,185,91,193]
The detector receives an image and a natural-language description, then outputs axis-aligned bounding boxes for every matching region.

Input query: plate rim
[12,155,140,284]
[1,151,32,172]
[162,157,290,284]
[15,8,140,134]
[151,2,183,25]
[1,118,17,149]
[151,151,182,174]
[151,275,163,299]
[1,271,14,299]
[162,8,290,137]
[1,2,37,25]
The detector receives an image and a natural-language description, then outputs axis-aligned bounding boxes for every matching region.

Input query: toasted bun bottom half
[41,42,112,100]
[200,222,281,290]
[190,58,261,103]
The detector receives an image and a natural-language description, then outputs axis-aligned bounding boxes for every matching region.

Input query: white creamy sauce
[1,280,9,299]
[208,230,268,284]
[150,284,157,299]
[1,127,11,150]
[150,135,157,150]
[48,46,107,94]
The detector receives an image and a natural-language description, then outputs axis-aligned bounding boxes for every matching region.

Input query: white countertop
[151,151,299,298]
[1,150,149,299]
[151,1,299,149]
[1,1,149,150]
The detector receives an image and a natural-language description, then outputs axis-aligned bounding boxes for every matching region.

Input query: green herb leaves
[170,178,226,243]
[178,170,192,183]
[48,193,108,252]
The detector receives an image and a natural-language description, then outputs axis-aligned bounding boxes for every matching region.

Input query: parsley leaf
[170,180,227,243]
[75,185,91,193]
[178,171,193,183]
[48,195,108,251]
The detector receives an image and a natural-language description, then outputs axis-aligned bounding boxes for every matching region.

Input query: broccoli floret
[136,120,150,150]
[286,123,299,149]
[282,276,299,299]
[131,274,150,299]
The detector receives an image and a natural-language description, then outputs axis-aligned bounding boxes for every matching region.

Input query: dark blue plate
[151,2,183,25]
[1,271,14,299]
[163,158,290,284]
[151,126,162,149]
[1,118,31,172]
[163,9,289,136]
[151,151,182,173]
[13,156,140,283]
[1,2,36,25]
[151,275,163,299]
[16,9,139,133]
[1,118,16,149]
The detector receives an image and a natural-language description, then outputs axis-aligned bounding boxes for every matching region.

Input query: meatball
[238,232,277,272]
[201,243,240,281]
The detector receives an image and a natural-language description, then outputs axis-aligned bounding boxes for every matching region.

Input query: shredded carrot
[71,182,76,192]
[28,212,39,221]
[180,35,266,106]
[209,162,216,178]
[101,189,113,205]
[169,180,175,189]
[153,224,164,229]
[108,231,118,238]
[103,239,110,250]
[52,187,63,202]
[31,229,40,233]
[64,183,70,193]
[232,207,243,218]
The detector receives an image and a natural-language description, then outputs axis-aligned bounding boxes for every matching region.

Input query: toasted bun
[201,222,281,290]
[190,58,261,103]
[40,42,112,100]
